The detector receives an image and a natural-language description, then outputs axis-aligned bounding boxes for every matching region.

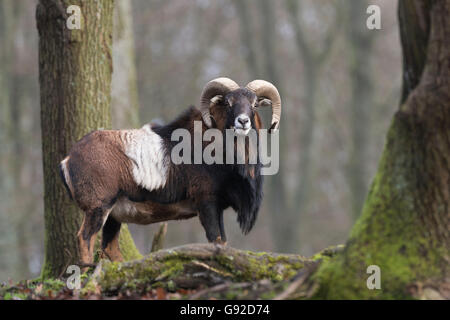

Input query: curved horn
[245,80,281,130]
[199,77,240,127]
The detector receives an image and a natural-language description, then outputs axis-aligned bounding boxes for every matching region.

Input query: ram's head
[199,77,282,135]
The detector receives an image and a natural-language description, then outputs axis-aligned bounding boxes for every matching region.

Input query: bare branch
[151,222,168,252]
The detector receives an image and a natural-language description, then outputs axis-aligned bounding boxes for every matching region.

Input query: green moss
[0,278,67,300]
[119,225,143,261]
[312,116,449,299]
[310,245,345,262]
[167,280,176,292]
[243,251,308,281]
[94,254,189,294]
[88,246,310,296]
[42,279,66,292]
[2,292,28,300]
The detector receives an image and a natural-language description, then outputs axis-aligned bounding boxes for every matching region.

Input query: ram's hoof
[213,237,227,246]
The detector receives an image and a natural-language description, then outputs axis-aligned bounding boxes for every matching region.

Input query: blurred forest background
[0,0,401,283]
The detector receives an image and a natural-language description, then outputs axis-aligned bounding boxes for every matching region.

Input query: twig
[77,262,97,268]
[151,223,168,252]
[274,262,319,300]
[90,260,103,282]
[190,260,233,278]
[189,282,250,300]
[81,261,103,293]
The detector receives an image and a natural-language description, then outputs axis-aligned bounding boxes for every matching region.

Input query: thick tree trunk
[37,0,140,279]
[313,0,450,299]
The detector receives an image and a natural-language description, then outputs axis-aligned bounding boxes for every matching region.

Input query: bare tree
[284,0,341,247]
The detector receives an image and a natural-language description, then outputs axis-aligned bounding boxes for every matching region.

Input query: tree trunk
[285,0,340,249]
[111,0,140,129]
[0,0,29,280]
[258,0,292,253]
[346,0,376,220]
[37,0,140,279]
[0,0,14,187]
[233,0,260,79]
[313,0,450,299]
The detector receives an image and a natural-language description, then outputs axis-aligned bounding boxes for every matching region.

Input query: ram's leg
[218,211,227,245]
[77,207,111,269]
[101,216,123,262]
[198,203,223,244]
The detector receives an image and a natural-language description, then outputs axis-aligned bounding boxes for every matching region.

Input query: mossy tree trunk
[37,0,140,279]
[313,0,450,299]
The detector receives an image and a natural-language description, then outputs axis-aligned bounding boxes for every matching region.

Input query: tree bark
[313,0,450,299]
[37,0,140,279]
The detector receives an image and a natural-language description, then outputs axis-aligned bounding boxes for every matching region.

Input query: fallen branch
[274,261,319,300]
[96,243,314,295]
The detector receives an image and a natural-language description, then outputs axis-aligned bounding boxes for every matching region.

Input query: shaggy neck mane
[152,106,203,139]
[151,106,263,234]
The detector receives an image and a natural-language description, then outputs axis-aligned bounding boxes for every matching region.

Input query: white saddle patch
[122,124,168,191]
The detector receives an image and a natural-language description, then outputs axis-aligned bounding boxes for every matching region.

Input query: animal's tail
[59,157,75,200]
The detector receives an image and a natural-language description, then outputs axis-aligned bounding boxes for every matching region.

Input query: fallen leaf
[156,287,166,300]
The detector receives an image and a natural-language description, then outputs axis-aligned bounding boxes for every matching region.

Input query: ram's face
[224,89,257,136]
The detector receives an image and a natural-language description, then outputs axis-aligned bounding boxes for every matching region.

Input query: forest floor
[0,243,344,300]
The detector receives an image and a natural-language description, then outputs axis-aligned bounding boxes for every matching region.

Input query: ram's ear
[257,98,272,108]
[210,95,224,106]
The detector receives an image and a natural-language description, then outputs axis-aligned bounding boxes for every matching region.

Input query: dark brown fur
[61,88,265,266]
